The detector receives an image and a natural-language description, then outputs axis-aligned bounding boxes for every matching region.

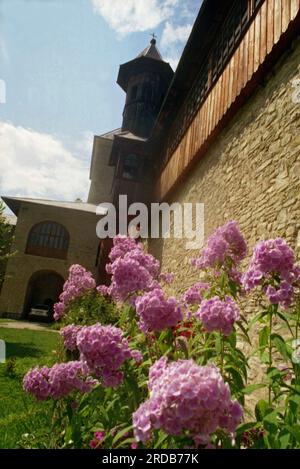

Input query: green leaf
[271,333,290,361]
[224,351,248,380]
[263,410,279,432]
[255,399,270,421]
[227,331,237,349]
[236,422,258,437]
[277,312,294,336]
[112,425,133,447]
[267,367,284,381]
[228,279,238,297]
[220,272,227,290]
[282,383,300,397]
[91,424,105,432]
[106,397,120,414]
[64,424,72,444]
[242,383,266,395]
[278,430,290,449]
[286,424,300,443]
[215,335,222,354]
[251,436,268,449]
[154,431,169,449]
[288,394,300,408]
[222,435,235,448]
[259,326,269,352]
[115,437,136,449]
[265,409,280,422]
[249,311,269,329]
[237,321,251,345]
[225,366,245,392]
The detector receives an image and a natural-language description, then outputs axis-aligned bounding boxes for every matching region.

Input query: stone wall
[0,202,99,317]
[149,38,300,297]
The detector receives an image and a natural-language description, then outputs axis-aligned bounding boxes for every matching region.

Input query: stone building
[0,35,174,319]
[1,0,300,318]
[0,198,99,319]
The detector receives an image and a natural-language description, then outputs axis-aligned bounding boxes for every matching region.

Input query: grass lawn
[0,327,61,448]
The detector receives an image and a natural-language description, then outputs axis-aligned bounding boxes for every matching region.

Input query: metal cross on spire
[150,33,157,44]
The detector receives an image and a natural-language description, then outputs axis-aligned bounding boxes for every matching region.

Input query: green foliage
[60,290,120,327]
[242,302,300,449]
[0,326,60,448]
[2,235,300,449]
[4,357,17,377]
[0,201,15,291]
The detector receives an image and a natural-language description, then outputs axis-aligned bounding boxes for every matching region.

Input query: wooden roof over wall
[152,0,234,136]
[156,0,300,200]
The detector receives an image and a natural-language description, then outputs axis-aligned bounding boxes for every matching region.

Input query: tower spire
[117,36,174,137]
[150,33,157,45]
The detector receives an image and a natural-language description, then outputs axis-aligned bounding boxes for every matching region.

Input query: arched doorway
[24,270,64,322]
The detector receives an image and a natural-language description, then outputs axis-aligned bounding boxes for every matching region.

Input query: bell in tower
[117,37,174,138]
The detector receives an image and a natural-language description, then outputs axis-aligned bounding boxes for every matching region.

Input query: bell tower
[117,37,174,138]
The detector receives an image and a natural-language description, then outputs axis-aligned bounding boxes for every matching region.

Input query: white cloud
[91,0,179,35]
[74,131,94,159]
[91,0,200,71]
[161,21,193,49]
[164,55,180,71]
[161,21,193,70]
[0,122,91,202]
[63,130,94,166]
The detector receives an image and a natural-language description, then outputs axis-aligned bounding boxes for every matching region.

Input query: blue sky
[0,0,201,204]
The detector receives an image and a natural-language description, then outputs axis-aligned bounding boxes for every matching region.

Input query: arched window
[26,221,69,259]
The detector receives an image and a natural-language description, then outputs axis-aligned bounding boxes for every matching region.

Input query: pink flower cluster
[105,236,160,302]
[193,221,247,270]
[135,288,182,333]
[158,272,174,284]
[23,361,96,400]
[242,238,300,308]
[196,296,240,336]
[76,324,142,388]
[97,285,109,296]
[108,234,140,262]
[107,256,155,302]
[54,264,96,320]
[90,431,105,449]
[60,325,82,351]
[182,282,210,306]
[133,358,243,444]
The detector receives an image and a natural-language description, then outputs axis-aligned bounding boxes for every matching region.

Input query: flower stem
[220,336,225,375]
[296,300,300,341]
[146,335,155,364]
[268,308,273,405]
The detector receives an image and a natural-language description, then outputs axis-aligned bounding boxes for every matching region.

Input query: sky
[0,0,201,206]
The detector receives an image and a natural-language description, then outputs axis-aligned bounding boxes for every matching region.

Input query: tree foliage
[0,201,15,291]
